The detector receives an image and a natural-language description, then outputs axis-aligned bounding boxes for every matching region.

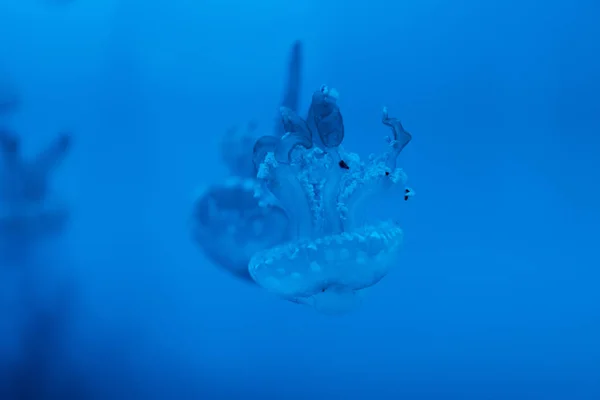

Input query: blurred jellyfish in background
[0,279,86,400]
[0,108,79,396]
[0,130,71,266]
[0,76,19,126]
[249,85,414,314]
[190,41,302,282]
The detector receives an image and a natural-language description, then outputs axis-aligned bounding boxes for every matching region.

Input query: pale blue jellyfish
[249,85,413,313]
[191,41,303,281]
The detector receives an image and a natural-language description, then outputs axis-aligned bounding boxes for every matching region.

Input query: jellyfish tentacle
[382,106,412,168]
[258,153,314,239]
[339,160,407,232]
[220,124,258,179]
[280,41,303,115]
[320,149,345,235]
[337,107,411,231]
[308,85,345,148]
[275,106,313,163]
[274,40,303,137]
[306,86,347,233]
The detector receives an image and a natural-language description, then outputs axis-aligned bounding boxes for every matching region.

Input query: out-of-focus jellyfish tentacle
[220,123,258,179]
[221,40,304,176]
[274,40,303,137]
[193,41,306,281]
[32,132,71,175]
[0,131,72,265]
[308,85,345,148]
[250,86,413,314]
[0,129,20,167]
[281,40,303,113]
[0,78,19,117]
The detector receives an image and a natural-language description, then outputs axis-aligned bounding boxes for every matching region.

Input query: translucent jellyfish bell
[249,86,413,314]
[249,221,403,314]
[191,177,289,282]
[191,40,303,282]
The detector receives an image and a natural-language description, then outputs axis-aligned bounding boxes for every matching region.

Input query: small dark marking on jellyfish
[404,188,412,201]
[385,171,390,176]
[338,160,349,169]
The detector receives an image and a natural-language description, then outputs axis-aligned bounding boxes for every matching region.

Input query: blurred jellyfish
[219,40,303,178]
[0,77,19,125]
[249,85,413,314]
[0,130,71,265]
[191,177,289,282]
[191,40,303,282]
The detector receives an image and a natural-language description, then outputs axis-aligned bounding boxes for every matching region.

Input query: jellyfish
[0,130,71,265]
[0,77,19,125]
[191,40,303,281]
[190,177,289,282]
[249,85,413,313]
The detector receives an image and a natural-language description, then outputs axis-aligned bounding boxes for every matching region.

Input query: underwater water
[0,0,599,398]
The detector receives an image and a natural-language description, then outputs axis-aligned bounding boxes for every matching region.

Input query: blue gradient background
[0,0,598,398]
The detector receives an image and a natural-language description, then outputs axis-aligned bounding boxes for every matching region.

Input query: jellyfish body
[191,40,304,281]
[191,177,289,282]
[249,86,412,313]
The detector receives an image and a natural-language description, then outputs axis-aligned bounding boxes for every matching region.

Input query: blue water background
[0,0,598,398]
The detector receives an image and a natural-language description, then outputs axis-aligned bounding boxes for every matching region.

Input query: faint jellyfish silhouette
[0,77,19,124]
[190,41,303,282]
[0,130,72,265]
[219,40,303,178]
[191,177,290,282]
